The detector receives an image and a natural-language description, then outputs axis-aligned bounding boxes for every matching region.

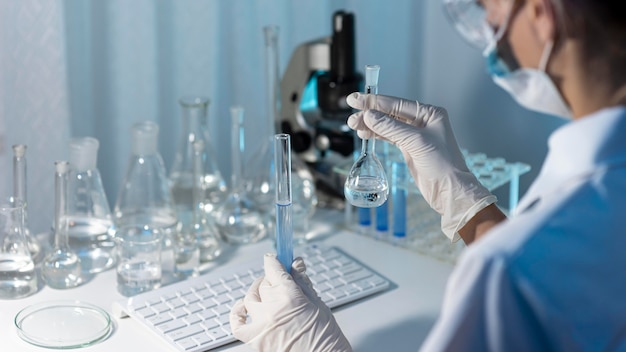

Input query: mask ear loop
[538,40,555,72]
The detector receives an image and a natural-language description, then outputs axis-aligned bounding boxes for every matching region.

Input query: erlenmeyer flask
[12,144,42,263]
[170,96,227,227]
[0,197,37,299]
[191,139,222,262]
[215,107,267,244]
[42,161,83,289]
[114,121,179,234]
[344,65,389,208]
[114,121,183,280]
[67,137,115,274]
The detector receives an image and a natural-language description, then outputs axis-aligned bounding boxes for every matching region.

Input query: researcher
[230,0,626,350]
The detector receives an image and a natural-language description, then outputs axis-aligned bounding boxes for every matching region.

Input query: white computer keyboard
[113,243,390,352]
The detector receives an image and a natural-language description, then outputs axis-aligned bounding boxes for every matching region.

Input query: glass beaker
[12,144,42,263]
[191,140,222,263]
[67,137,116,274]
[42,161,83,289]
[170,96,227,227]
[0,197,38,299]
[215,107,267,244]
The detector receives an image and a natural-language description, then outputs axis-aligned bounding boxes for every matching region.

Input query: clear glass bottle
[170,97,227,228]
[12,144,42,263]
[42,161,83,289]
[191,140,222,263]
[67,137,116,274]
[215,107,267,244]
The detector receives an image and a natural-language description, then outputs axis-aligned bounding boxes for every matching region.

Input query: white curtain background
[1,0,565,243]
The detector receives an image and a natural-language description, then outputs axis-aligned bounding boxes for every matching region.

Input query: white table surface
[0,209,454,352]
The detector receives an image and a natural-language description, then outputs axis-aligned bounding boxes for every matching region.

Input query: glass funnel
[67,137,116,274]
[344,65,389,208]
[12,144,42,263]
[170,96,227,227]
[42,161,83,289]
[215,107,267,244]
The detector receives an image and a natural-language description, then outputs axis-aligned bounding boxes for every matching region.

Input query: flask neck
[54,161,70,250]
[360,138,376,156]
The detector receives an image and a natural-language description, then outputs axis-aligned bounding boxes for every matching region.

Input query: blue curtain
[0,0,564,235]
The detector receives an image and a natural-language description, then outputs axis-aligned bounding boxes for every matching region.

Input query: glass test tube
[392,161,408,238]
[375,141,389,232]
[274,134,293,273]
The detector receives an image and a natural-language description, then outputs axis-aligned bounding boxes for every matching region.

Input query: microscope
[280,10,363,204]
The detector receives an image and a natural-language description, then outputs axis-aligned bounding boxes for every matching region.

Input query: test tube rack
[335,147,531,264]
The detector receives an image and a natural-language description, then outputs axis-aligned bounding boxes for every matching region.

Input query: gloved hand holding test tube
[274,134,293,273]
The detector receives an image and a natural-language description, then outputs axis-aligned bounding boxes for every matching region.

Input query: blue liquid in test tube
[375,141,389,232]
[392,161,407,238]
[274,134,293,273]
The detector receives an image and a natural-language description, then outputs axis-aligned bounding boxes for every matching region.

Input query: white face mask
[484,40,573,119]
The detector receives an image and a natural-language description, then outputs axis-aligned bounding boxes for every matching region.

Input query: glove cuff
[441,173,498,242]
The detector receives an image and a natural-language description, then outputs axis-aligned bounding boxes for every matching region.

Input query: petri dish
[15,300,112,349]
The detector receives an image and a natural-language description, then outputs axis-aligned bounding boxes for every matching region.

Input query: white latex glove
[347,92,497,241]
[230,254,352,352]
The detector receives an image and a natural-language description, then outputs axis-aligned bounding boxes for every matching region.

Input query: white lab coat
[421,106,626,351]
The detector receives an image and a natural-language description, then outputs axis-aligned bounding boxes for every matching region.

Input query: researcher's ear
[526,0,557,44]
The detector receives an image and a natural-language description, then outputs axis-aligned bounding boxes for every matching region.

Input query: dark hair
[554,1,626,84]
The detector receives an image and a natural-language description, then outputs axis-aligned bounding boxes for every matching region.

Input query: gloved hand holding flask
[230,254,352,352]
[346,93,497,242]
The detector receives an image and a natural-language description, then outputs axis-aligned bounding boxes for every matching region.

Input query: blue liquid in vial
[275,202,293,273]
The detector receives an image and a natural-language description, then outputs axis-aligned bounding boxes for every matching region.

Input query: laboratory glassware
[375,141,390,232]
[344,65,389,208]
[12,144,42,263]
[170,96,227,227]
[114,121,179,238]
[67,137,116,274]
[0,197,38,299]
[274,134,293,273]
[215,106,266,244]
[191,139,222,263]
[391,161,408,239]
[42,161,83,289]
[114,121,180,278]
[247,25,317,239]
[116,225,163,296]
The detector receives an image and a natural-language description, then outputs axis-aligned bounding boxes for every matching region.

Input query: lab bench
[0,208,453,352]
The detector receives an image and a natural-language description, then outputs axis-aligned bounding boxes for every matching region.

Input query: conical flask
[12,144,42,263]
[114,121,179,237]
[67,137,116,274]
[191,139,222,263]
[170,96,227,228]
[215,107,267,244]
[42,161,83,289]
[0,197,37,299]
